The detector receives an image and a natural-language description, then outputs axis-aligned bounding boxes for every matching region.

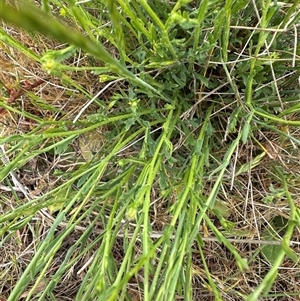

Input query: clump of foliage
[0,0,300,300]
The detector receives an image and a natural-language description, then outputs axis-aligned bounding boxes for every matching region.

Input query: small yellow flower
[59,7,67,16]
[125,205,137,221]
[42,59,56,74]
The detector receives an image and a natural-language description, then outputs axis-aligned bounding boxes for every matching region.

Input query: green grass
[0,0,300,300]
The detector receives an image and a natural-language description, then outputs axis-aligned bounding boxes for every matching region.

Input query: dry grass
[0,24,107,300]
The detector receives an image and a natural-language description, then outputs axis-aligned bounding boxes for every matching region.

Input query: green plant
[0,0,300,300]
